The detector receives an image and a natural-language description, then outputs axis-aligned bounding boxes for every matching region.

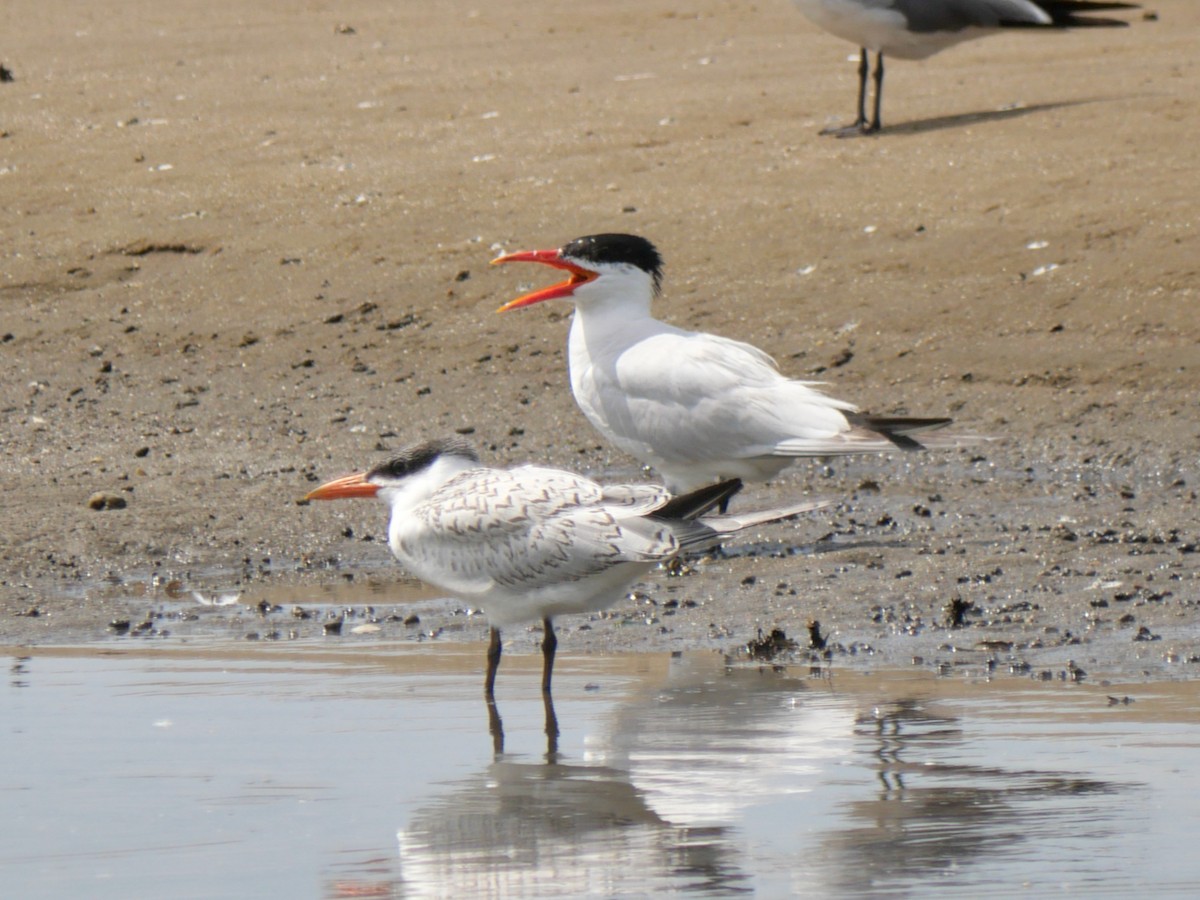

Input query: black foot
[819,120,879,138]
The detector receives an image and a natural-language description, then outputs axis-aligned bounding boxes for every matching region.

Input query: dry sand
[2,0,1197,680]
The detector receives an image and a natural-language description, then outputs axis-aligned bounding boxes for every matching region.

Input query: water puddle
[3,644,1199,897]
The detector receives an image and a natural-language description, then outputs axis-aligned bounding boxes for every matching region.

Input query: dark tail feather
[1003,1,1139,28]
[848,414,954,451]
[654,478,743,521]
[668,497,832,555]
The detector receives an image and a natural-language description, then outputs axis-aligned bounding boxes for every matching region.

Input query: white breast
[793,0,1004,60]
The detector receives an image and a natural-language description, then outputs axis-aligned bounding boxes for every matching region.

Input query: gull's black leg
[822,47,877,137]
[857,47,870,129]
[870,52,885,132]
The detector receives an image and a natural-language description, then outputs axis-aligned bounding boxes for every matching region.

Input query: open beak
[491,249,599,312]
[305,471,379,502]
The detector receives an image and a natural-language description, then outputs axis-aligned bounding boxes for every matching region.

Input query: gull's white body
[791,0,1054,60]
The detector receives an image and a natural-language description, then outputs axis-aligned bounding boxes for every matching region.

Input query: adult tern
[494,233,978,494]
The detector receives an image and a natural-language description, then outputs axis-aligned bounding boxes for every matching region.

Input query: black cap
[368,437,479,481]
[560,234,664,295]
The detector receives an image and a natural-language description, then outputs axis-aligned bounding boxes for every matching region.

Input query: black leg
[856,47,870,129]
[870,52,884,132]
[540,616,557,695]
[822,47,877,137]
[485,626,502,699]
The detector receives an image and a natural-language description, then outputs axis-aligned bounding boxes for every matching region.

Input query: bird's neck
[384,455,478,517]
[569,298,646,365]
[570,286,655,332]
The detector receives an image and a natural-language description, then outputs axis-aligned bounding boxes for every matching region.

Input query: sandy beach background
[1,0,1196,678]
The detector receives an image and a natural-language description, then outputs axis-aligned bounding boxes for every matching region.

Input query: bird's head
[492,233,663,312]
[305,438,480,508]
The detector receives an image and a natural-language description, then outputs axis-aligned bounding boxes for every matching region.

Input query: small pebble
[87,492,126,510]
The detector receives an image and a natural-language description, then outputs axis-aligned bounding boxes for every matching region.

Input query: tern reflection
[591,658,856,828]
[396,657,853,896]
[816,697,1121,894]
[395,661,1126,896]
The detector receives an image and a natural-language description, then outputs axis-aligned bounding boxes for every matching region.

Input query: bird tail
[847,414,952,450]
[659,495,831,554]
[652,478,743,521]
[1002,1,1138,29]
[635,479,751,553]
[843,414,993,452]
[698,499,833,537]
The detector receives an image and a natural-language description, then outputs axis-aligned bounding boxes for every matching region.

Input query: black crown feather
[367,437,479,481]
[561,233,664,295]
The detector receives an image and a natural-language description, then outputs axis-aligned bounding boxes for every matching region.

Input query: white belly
[793,0,998,60]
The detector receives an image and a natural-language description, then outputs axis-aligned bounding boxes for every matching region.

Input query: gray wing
[890,0,1048,33]
[391,467,678,596]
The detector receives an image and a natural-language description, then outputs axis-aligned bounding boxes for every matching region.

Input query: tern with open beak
[305,437,830,697]
[493,233,981,495]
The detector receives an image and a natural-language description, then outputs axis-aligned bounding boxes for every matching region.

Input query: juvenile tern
[791,0,1139,134]
[493,233,978,494]
[305,438,829,696]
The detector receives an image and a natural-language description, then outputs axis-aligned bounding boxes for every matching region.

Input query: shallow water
[3,644,1199,898]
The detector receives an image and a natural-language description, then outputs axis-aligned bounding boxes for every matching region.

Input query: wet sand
[1,0,1197,679]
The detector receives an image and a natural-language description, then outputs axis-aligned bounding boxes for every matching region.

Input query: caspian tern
[791,0,1139,134]
[493,233,978,495]
[305,437,829,697]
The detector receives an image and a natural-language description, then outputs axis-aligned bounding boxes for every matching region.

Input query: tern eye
[379,457,417,477]
[367,437,479,482]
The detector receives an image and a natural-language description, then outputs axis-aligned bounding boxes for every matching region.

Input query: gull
[791,0,1140,134]
[305,437,829,697]
[493,233,978,495]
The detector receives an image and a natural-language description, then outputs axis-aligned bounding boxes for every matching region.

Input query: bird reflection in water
[394,661,845,896]
[389,662,1136,897]
[401,706,748,896]
[485,689,560,760]
[815,696,1122,894]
